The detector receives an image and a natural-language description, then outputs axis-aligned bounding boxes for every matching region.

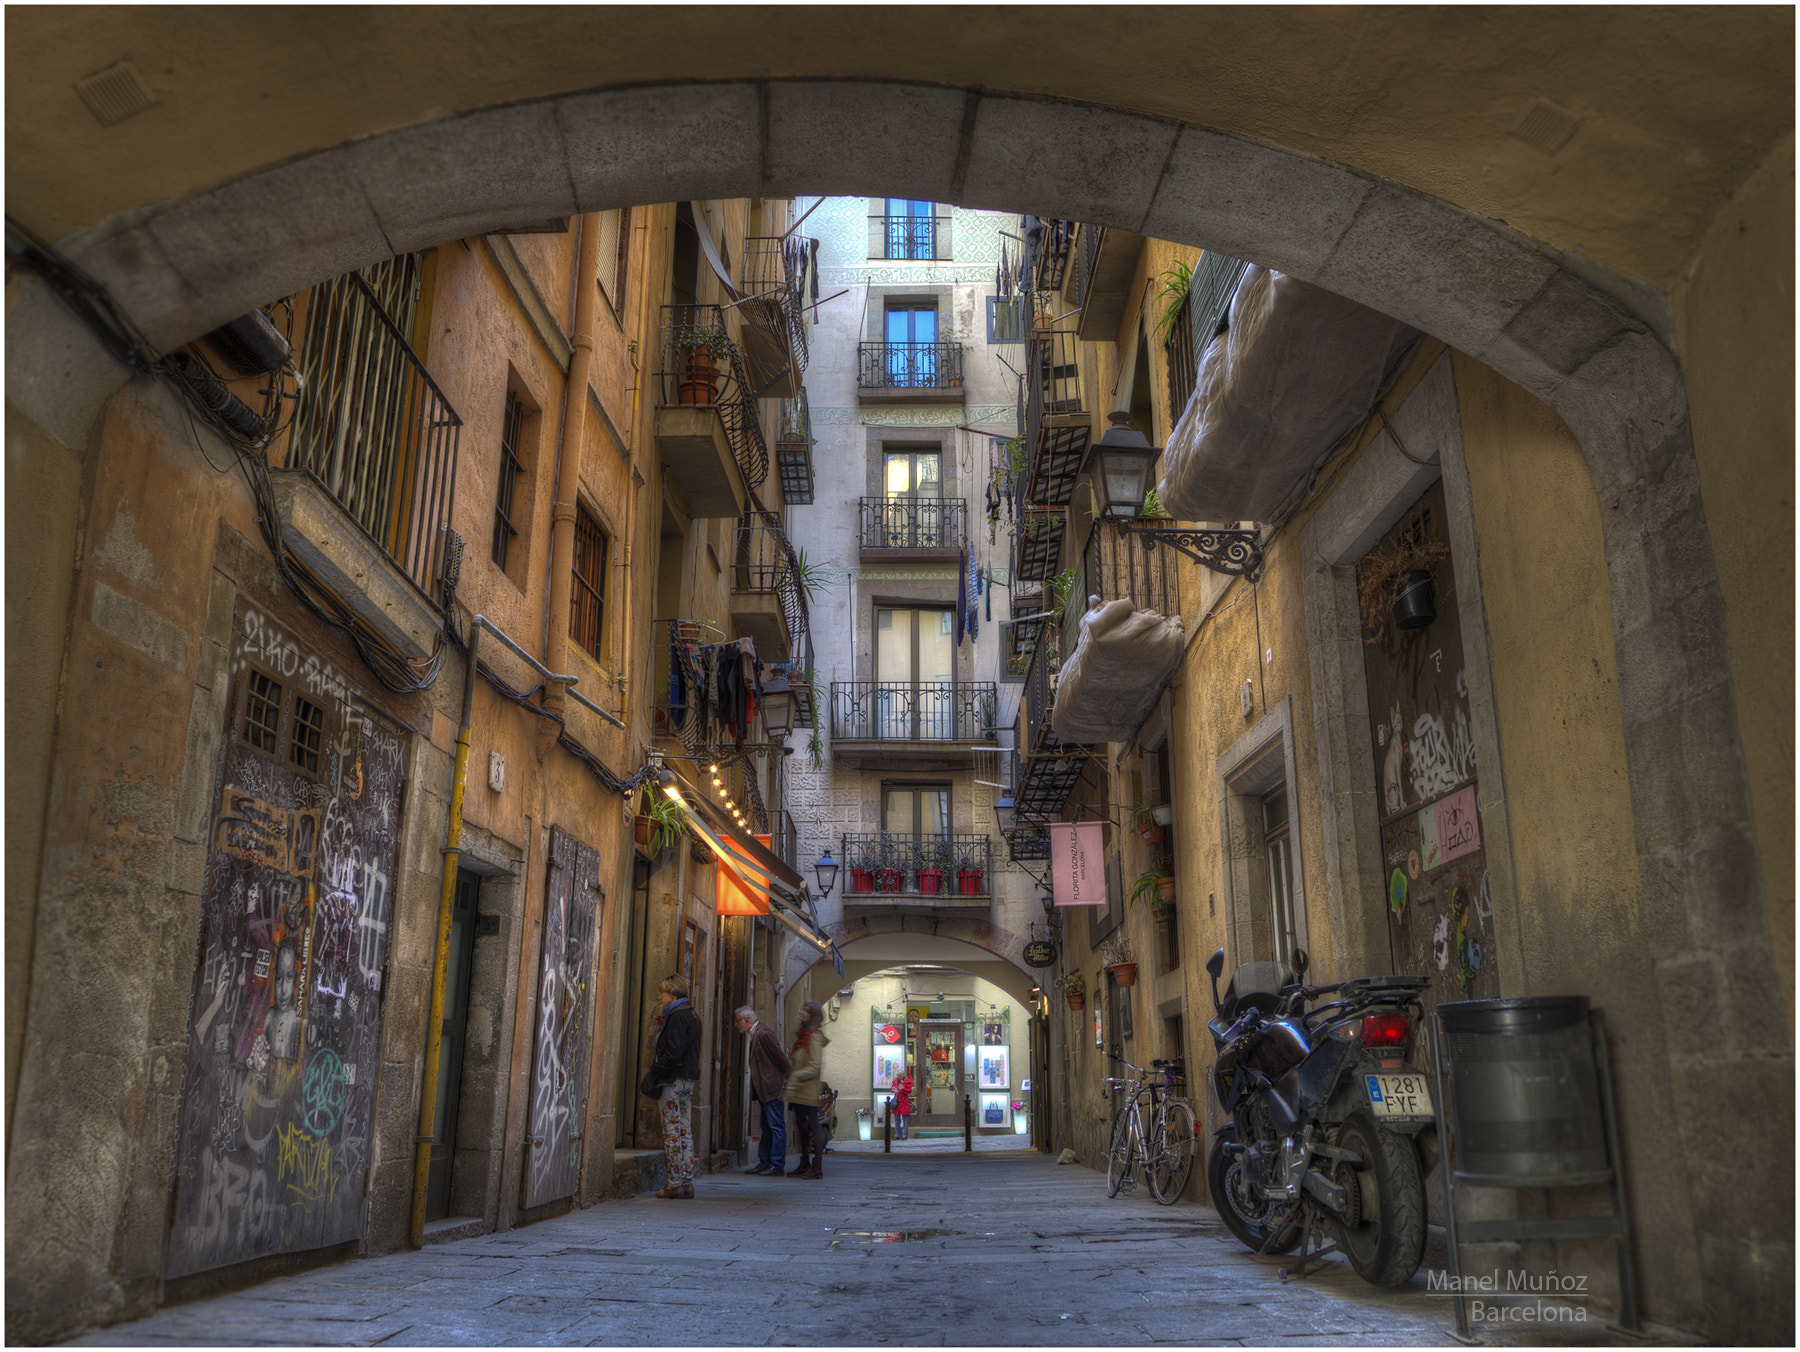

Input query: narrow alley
[68,1150,1687,1348]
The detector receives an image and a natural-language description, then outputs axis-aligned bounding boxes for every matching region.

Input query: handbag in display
[984,1102,1004,1124]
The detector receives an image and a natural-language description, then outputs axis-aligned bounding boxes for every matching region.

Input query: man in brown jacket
[735,1006,791,1175]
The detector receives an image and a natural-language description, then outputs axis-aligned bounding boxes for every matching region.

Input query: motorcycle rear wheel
[1206,1134,1302,1254]
[1107,1109,1136,1197]
[1332,1112,1426,1287]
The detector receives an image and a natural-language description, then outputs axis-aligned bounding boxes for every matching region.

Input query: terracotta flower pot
[1138,822,1164,845]
[1156,876,1176,905]
[678,348,721,406]
[634,815,651,849]
[1110,962,1138,987]
[1065,991,1085,1011]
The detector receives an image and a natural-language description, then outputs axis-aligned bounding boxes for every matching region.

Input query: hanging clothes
[967,557,981,643]
[956,546,968,649]
[984,566,992,624]
[667,634,686,732]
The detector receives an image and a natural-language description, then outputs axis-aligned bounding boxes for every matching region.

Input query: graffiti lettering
[300,1049,348,1137]
[276,1122,336,1210]
[1408,704,1474,800]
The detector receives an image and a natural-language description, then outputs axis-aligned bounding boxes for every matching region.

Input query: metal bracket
[1119,523,1264,579]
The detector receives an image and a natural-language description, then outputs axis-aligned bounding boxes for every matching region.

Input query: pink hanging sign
[1050,822,1107,906]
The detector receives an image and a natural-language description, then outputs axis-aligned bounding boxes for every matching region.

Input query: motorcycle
[1202,947,1437,1287]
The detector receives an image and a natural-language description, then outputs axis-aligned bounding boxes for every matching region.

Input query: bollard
[883,1104,891,1154]
[964,1094,972,1151]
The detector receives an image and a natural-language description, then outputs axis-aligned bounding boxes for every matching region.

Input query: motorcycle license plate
[1365,1072,1433,1120]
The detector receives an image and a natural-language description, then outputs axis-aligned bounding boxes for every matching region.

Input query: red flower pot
[849,867,873,894]
[875,868,903,893]
[916,868,943,895]
[956,868,983,895]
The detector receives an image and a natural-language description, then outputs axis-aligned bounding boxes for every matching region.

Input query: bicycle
[1102,1056,1197,1205]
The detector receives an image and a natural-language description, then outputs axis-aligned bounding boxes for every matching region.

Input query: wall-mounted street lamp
[1091,412,1264,578]
[760,671,796,739]
[812,848,839,899]
[993,793,1017,836]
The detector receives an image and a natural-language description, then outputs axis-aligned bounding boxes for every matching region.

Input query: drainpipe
[541,211,604,755]
[409,620,481,1247]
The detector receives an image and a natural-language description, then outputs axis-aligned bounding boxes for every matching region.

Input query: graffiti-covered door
[522,826,601,1208]
[1359,481,1499,1007]
[167,601,406,1278]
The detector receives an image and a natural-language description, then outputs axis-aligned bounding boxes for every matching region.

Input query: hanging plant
[1150,257,1195,344]
[1358,531,1451,639]
[645,793,688,854]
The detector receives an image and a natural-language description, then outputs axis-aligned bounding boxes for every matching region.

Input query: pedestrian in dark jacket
[735,1005,791,1175]
[650,975,702,1198]
[784,1003,828,1178]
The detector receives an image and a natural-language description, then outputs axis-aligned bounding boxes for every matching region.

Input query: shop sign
[1023,940,1058,967]
[1050,822,1107,906]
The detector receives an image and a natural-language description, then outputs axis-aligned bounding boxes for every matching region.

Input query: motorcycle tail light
[1360,1012,1411,1047]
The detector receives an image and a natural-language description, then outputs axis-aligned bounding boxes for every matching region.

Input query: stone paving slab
[64,1151,1700,1348]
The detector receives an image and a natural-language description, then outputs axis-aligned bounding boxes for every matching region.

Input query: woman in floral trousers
[650,975,702,1198]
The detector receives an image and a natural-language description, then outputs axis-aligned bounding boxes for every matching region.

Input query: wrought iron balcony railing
[1058,517,1182,659]
[839,833,993,898]
[657,304,769,490]
[284,268,462,597]
[876,216,947,261]
[740,236,810,376]
[1023,215,1075,293]
[857,496,968,552]
[774,809,798,871]
[858,341,965,392]
[1023,328,1087,506]
[734,509,810,650]
[830,681,999,744]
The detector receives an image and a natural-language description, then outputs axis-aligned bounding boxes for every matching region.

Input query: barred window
[493,389,526,571]
[244,670,283,755]
[289,697,325,775]
[571,504,608,664]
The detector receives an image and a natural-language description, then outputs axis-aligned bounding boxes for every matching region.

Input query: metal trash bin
[1438,996,1610,1187]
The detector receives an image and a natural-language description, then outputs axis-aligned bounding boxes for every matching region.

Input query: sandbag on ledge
[1050,597,1184,744]
[1159,265,1420,528]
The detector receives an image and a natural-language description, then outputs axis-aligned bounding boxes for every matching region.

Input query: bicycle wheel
[1147,1099,1197,1204]
[1106,1105,1136,1197]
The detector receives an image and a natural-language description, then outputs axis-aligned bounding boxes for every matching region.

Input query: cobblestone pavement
[66,1148,1696,1347]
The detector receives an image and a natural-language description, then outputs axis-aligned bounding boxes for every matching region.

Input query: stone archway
[14,81,1757,1012]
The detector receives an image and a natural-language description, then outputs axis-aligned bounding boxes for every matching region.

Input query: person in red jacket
[892,1070,914,1140]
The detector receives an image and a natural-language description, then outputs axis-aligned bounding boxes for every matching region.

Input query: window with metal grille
[571,504,608,664]
[244,670,283,755]
[289,696,325,775]
[493,389,526,571]
[1164,295,1198,426]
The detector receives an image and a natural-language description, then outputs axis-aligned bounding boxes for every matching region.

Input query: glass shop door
[915,1019,965,1129]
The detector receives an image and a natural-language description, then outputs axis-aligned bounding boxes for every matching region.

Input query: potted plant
[846,839,875,895]
[954,840,984,895]
[1132,795,1168,845]
[1053,970,1086,1010]
[673,327,743,405]
[915,839,949,895]
[874,835,904,893]
[1100,933,1138,986]
[645,793,687,855]
[1150,256,1194,343]
[1358,529,1452,638]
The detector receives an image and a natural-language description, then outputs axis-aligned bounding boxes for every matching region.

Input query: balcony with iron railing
[738,236,810,398]
[839,833,993,905]
[1074,223,1147,343]
[1056,517,1182,660]
[655,304,769,518]
[775,390,815,506]
[1023,328,1091,508]
[874,215,950,261]
[1012,614,1091,820]
[273,265,462,659]
[857,496,968,558]
[731,509,809,663]
[773,809,798,871]
[830,681,999,759]
[1023,215,1075,294]
[857,341,966,404]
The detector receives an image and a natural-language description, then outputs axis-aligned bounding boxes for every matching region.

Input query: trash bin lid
[1438,995,1589,1036]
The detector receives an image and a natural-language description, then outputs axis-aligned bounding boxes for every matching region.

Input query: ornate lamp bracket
[1122,524,1264,580]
